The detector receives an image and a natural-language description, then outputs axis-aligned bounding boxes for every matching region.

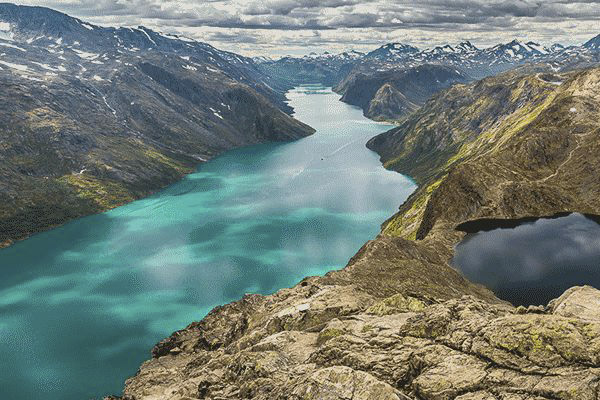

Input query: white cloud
[11,0,600,56]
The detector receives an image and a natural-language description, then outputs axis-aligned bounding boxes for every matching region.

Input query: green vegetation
[58,174,135,210]
[366,294,426,316]
[370,68,580,240]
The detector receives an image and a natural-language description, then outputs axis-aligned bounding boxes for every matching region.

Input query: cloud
[12,0,600,56]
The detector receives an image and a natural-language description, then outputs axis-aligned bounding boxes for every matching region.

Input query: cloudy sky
[14,0,600,56]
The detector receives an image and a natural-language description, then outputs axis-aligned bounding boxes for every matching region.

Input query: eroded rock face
[119,283,600,400]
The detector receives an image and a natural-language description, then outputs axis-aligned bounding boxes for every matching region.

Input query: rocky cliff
[116,68,600,399]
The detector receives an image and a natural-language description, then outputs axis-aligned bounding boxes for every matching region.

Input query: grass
[58,174,135,210]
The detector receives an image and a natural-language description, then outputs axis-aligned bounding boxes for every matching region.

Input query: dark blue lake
[454,213,600,306]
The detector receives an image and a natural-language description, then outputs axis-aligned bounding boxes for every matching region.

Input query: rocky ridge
[117,68,600,399]
[334,64,470,121]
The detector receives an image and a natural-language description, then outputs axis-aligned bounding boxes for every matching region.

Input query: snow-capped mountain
[0,3,315,245]
[259,35,600,97]
[421,41,479,57]
[455,41,479,54]
[584,34,600,50]
[254,49,365,87]
[483,40,550,62]
[0,3,287,101]
[364,43,420,60]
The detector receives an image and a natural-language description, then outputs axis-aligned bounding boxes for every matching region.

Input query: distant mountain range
[256,36,600,82]
[255,35,600,120]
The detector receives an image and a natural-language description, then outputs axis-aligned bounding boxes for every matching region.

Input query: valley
[0,86,415,400]
[120,66,600,400]
[1,3,600,400]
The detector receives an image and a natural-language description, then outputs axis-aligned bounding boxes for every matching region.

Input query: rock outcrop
[120,282,600,399]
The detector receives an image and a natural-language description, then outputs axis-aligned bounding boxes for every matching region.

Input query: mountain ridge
[0,3,315,247]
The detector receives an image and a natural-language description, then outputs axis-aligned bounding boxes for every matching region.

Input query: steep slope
[367,67,561,183]
[0,4,315,246]
[584,34,600,51]
[366,83,419,121]
[368,67,600,241]
[117,68,600,400]
[335,64,470,120]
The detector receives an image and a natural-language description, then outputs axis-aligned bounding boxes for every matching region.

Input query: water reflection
[453,213,600,306]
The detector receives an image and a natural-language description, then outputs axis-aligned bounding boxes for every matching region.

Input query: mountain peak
[457,40,477,49]
[365,42,419,59]
[584,34,600,50]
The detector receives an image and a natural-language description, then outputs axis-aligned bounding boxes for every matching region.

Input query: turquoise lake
[0,86,416,399]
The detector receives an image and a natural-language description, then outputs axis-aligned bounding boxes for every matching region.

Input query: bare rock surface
[119,281,600,400]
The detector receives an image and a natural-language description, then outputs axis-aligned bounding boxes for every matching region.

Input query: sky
[13,1,600,56]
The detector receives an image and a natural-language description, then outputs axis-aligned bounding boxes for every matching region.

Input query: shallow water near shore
[454,213,600,306]
[0,86,415,399]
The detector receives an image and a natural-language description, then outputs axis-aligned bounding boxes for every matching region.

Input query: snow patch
[0,21,13,41]
[102,96,117,116]
[31,62,62,72]
[138,28,157,46]
[20,75,43,82]
[73,49,100,60]
[0,42,25,52]
[0,60,28,71]
[81,22,95,30]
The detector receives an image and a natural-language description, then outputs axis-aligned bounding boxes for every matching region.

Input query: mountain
[0,3,315,246]
[335,64,470,120]
[358,39,564,79]
[254,50,363,88]
[367,67,560,185]
[368,66,600,239]
[584,34,600,50]
[485,39,550,59]
[259,35,600,119]
[119,66,600,400]
[363,42,419,60]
